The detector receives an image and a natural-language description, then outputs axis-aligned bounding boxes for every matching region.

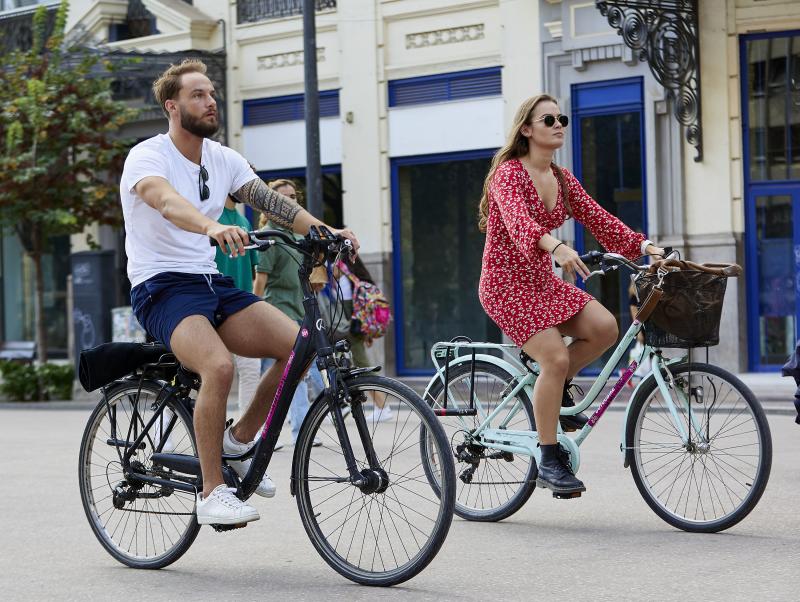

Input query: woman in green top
[254,179,322,446]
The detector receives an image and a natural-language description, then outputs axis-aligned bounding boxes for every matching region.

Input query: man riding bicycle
[120,59,359,526]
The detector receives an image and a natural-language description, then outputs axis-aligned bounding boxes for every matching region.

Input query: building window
[745,34,800,181]
[391,150,501,375]
[243,90,339,126]
[388,67,502,108]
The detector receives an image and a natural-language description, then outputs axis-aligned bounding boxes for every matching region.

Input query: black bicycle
[77,227,455,586]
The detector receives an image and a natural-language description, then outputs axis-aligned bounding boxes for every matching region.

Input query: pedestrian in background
[214,195,261,415]
[254,179,322,447]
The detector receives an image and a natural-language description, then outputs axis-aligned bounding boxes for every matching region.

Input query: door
[572,78,647,372]
[746,186,800,370]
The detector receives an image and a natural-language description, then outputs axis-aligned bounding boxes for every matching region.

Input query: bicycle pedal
[552,491,582,500]
[210,522,248,532]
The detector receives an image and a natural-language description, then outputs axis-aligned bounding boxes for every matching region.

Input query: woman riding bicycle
[477,94,664,496]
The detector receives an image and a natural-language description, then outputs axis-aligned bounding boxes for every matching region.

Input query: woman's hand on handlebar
[553,243,591,280]
[206,223,249,257]
[644,243,666,258]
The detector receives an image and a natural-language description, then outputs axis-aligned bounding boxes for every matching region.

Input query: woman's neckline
[514,158,560,214]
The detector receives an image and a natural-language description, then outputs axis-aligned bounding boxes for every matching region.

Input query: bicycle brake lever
[583,269,605,282]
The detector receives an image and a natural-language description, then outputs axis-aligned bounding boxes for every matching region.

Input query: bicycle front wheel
[294,375,455,586]
[627,363,772,532]
[78,380,200,569]
[422,360,538,522]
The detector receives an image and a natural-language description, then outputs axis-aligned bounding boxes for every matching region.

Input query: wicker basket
[635,270,729,348]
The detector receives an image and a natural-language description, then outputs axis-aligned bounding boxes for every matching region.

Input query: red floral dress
[478,159,645,347]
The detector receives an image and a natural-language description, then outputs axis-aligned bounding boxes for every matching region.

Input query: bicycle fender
[421,353,527,404]
[620,355,685,467]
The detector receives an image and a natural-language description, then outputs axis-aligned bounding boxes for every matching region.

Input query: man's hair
[152,59,208,118]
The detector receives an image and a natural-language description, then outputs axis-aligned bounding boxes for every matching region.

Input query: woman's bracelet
[551,241,564,254]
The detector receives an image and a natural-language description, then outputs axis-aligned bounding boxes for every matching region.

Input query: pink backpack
[337,261,392,344]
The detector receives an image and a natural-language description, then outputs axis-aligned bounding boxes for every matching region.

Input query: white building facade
[21,0,795,376]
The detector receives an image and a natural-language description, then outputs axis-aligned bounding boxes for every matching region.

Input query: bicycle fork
[321,366,388,494]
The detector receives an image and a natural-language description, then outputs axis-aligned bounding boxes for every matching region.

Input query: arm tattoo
[231,177,301,229]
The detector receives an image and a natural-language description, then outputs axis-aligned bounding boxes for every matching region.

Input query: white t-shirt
[120,134,258,287]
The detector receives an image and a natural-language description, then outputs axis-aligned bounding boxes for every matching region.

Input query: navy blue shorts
[131,272,262,350]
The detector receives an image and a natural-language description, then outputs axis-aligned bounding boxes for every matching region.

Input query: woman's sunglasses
[198,164,210,201]
[535,114,569,128]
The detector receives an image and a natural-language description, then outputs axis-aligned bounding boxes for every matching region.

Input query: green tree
[0,0,138,362]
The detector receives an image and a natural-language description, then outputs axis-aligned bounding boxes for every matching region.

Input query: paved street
[1,406,798,601]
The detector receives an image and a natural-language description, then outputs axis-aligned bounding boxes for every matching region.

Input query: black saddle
[79,342,176,392]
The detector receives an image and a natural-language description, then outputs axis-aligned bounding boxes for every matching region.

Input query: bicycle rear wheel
[294,375,455,586]
[78,380,200,569]
[627,363,772,532]
[421,361,538,522]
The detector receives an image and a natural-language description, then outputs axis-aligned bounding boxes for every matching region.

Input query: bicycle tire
[79,380,201,569]
[421,361,538,522]
[294,375,455,586]
[626,362,772,533]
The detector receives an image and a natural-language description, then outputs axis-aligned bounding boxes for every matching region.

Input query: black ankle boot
[560,380,589,431]
[536,444,586,494]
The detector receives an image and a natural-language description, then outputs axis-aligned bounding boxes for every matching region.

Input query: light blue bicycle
[420,251,772,532]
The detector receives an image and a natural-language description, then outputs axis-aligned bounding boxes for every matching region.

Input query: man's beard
[179,105,219,138]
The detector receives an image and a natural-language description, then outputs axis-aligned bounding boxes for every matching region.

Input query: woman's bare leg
[521,328,569,445]
[558,300,619,379]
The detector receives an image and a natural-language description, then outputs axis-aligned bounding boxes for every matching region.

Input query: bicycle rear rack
[429,337,522,417]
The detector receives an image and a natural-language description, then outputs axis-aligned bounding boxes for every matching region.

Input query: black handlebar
[210,226,352,256]
[554,250,603,269]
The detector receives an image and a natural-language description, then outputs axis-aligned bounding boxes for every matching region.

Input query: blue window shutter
[243,90,340,126]
[388,67,501,107]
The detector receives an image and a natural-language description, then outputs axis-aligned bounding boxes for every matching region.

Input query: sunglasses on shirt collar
[534,114,569,128]
[198,164,210,201]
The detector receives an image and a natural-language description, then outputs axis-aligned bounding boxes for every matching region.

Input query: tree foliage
[0,0,138,243]
[0,0,138,361]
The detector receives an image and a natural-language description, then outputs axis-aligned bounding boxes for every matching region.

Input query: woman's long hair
[477,94,572,232]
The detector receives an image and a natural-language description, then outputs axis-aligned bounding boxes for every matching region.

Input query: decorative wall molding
[405,24,485,50]
[596,0,703,161]
[544,20,563,39]
[571,43,636,71]
[257,47,325,70]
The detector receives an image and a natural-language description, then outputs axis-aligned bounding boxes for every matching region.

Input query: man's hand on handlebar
[553,243,591,280]
[206,223,250,257]
[330,227,359,255]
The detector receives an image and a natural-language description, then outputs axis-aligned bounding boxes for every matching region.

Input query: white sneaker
[196,484,260,526]
[312,436,323,447]
[222,427,277,498]
[366,406,394,423]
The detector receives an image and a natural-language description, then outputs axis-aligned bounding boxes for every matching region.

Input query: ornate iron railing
[0,2,57,54]
[237,0,337,25]
[596,0,703,161]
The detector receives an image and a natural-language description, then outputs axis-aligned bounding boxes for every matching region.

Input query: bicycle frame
[229,241,380,499]
[425,318,706,473]
[113,234,380,500]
